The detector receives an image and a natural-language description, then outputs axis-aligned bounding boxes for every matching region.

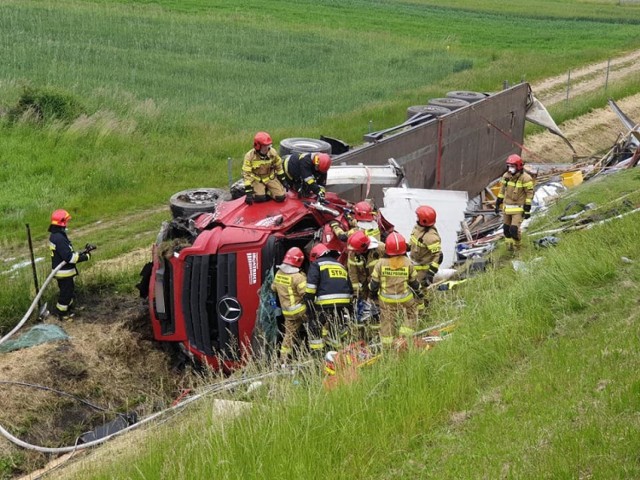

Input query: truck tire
[169,188,231,218]
[406,105,451,121]
[427,97,470,110]
[446,91,488,103]
[279,138,332,156]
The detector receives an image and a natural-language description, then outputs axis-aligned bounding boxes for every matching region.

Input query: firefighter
[242,131,288,205]
[494,154,535,250]
[409,205,443,288]
[350,201,381,240]
[347,230,384,333]
[304,243,353,352]
[283,152,331,200]
[48,209,95,320]
[329,200,380,243]
[346,231,383,300]
[369,232,423,347]
[271,247,307,363]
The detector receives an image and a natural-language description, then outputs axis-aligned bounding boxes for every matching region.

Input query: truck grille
[182,254,238,360]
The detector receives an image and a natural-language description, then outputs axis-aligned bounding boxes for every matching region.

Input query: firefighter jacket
[348,220,381,240]
[305,257,352,306]
[497,170,534,214]
[347,244,384,294]
[271,265,307,317]
[48,226,89,279]
[409,224,442,276]
[283,153,326,195]
[242,147,284,187]
[369,255,420,304]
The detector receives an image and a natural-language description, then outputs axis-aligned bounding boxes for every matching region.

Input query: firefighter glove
[423,271,435,287]
[337,232,348,242]
[494,197,503,215]
[277,173,290,190]
[83,243,97,254]
[244,186,254,205]
[317,190,326,202]
[523,204,531,220]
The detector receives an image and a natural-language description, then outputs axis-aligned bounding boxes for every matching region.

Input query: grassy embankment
[61,167,640,479]
[1,0,640,331]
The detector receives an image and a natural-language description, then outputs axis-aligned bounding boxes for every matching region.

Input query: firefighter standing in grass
[242,131,288,205]
[271,247,307,363]
[283,152,332,200]
[494,154,535,250]
[409,206,443,289]
[48,209,95,320]
[304,244,353,353]
[369,232,423,347]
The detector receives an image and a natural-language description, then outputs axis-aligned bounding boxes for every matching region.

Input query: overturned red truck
[142,84,534,370]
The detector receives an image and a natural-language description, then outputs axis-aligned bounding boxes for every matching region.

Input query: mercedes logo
[217,296,242,323]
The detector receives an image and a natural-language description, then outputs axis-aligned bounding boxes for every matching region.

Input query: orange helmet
[385,232,407,256]
[347,231,370,254]
[313,153,332,173]
[309,243,330,262]
[283,247,305,268]
[416,205,436,227]
[506,154,524,171]
[51,209,71,227]
[253,131,272,150]
[354,201,374,221]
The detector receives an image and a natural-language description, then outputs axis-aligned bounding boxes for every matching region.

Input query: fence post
[605,58,611,91]
[565,69,571,108]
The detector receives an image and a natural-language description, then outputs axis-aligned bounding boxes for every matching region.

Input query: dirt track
[524,49,640,163]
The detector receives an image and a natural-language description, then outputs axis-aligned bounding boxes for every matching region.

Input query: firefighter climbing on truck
[283,152,332,200]
[242,131,288,205]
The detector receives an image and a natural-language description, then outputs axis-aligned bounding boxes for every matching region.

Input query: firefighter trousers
[279,311,307,358]
[378,300,418,346]
[308,303,353,350]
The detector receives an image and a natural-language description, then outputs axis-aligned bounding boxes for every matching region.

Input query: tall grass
[62,169,640,478]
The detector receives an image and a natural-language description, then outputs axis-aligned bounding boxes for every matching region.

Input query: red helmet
[313,153,332,173]
[309,243,330,262]
[506,154,524,171]
[416,205,436,227]
[51,209,71,227]
[253,131,272,150]
[354,201,374,221]
[282,247,305,267]
[385,232,407,256]
[347,231,370,254]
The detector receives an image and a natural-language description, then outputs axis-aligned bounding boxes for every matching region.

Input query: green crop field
[1,0,639,242]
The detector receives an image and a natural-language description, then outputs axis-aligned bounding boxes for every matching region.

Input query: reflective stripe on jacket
[369,256,419,304]
[409,224,442,272]
[271,270,307,317]
[49,228,82,278]
[242,147,284,186]
[306,257,352,305]
[497,171,534,211]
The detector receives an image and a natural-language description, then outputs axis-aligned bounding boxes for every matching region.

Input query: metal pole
[227,157,233,189]
[368,120,373,133]
[565,69,571,108]
[604,58,610,91]
[25,224,40,308]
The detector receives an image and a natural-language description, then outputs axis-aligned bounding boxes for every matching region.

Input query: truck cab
[148,190,391,371]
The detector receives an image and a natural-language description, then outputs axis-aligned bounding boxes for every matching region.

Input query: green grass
[1,0,640,248]
[59,169,640,478]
